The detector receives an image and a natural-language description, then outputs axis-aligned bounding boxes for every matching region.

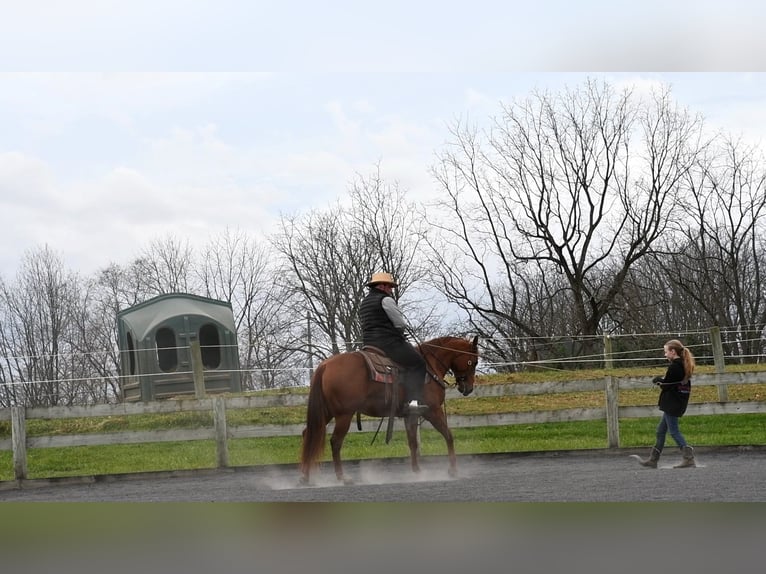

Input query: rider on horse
[359,272,427,415]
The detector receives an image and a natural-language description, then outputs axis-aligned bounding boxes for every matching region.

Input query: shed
[117,293,242,401]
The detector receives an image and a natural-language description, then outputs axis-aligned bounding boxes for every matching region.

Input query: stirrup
[404,400,428,416]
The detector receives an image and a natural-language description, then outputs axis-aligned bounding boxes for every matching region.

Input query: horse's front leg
[425,409,457,478]
[404,415,421,473]
[330,414,354,485]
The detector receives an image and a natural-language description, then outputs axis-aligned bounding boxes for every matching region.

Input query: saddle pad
[357,348,399,384]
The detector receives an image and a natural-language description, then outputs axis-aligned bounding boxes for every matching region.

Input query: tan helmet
[367,272,398,288]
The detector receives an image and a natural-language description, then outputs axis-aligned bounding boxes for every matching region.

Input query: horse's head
[450,335,480,396]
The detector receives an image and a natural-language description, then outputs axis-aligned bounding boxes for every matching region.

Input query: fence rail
[2,371,766,480]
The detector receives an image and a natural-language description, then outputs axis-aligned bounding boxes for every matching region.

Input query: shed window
[156,327,178,372]
[199,323,221,369]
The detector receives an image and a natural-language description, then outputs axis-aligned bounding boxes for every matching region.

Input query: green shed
[117,293,242,401]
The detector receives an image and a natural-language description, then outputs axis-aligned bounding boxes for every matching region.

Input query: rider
[359,272,427,414]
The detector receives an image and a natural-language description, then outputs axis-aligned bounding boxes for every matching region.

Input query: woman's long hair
[665,339,696,378]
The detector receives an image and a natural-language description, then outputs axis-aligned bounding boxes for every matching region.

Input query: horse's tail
[300,362,328,477]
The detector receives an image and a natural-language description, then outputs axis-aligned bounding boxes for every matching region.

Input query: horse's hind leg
[330,414,354,484]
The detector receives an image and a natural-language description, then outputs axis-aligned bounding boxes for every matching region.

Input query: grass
[3,382,762,439]
[1,370,764,481]
[1,412,764,481]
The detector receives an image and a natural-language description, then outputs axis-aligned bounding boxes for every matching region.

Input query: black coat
[358,288,426,374]
[655,358,691,416]
[359,288,405,348]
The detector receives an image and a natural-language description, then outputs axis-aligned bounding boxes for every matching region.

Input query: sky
[1,1,766,279]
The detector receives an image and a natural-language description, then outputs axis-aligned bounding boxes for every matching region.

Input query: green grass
[3,382,762,440]
[2,413,764,481]
[15,441,218,479]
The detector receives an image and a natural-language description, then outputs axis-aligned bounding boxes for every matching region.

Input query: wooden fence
[2,371,765,480]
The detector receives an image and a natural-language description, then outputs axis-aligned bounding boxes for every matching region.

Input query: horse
[299,335,479,485]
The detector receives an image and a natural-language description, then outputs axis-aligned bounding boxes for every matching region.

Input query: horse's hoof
[297,477,312,487]
[448,468,458,479]
[340,477,354,485]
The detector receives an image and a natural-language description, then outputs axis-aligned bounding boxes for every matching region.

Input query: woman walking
[636,339,696,469]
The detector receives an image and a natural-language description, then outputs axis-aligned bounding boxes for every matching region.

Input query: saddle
[357,345,399,384]
[356,346,431,441]
[357,346,406,443]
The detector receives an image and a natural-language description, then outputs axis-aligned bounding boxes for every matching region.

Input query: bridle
[420,341,478,395]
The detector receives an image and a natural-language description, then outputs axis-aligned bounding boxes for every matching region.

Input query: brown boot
[673,446,696,468]
[638,447,661,468]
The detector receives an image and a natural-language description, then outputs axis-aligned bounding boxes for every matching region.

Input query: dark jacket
[359,288,406,349]
[358,287,425,378]
[655,357,691,416]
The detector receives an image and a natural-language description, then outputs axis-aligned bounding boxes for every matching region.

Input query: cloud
[3,71,766,280]
[0,146,281,276]
[0,152,55,201]
[0,152,66,275]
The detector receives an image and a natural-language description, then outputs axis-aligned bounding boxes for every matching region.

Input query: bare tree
[348,166,428,289]
[96,261,154,310]
[662,135,766,361]
[65,277,122,403]
[72,261,157,403]
[273,206,377,357]
[272,167,430,360]
[348,166,438,336]
[0,276,24,406]
[0,246,90,406]
[198,228,302,389]
[133,234,196,295]
[198,227,268,333]
[427,78,706,365]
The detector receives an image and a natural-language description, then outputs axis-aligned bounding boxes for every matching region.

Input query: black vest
[359,289,403,347]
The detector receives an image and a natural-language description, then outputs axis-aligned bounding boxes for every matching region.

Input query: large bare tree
[273,205,378,358]
[0,246,94,406]
[198,228,302,389]
[427,78,706,365]
[133,234,196,295]
[663,135,766,361]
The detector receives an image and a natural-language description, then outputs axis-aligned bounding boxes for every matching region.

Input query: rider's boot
[403,375,428,416]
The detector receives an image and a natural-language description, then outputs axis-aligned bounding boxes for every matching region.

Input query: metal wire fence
[1,326,764,407]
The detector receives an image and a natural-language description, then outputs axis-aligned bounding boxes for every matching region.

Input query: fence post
[603,335,613,370]
[709,326,728,402]
[11,406,28,480]
[213,396,229,468]
[190,340,206,399]
[605,376,620,448]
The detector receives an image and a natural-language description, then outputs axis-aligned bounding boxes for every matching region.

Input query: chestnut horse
[299,335,479,485]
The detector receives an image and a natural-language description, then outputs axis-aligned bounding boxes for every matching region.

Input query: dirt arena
[1,446,764,502]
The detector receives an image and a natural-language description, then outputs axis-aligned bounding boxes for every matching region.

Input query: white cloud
[3,72,766,279]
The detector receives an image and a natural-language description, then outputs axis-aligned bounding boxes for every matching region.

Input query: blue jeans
[655,412,687,451]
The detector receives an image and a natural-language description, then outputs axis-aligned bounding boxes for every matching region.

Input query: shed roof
[117,293,236,341]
